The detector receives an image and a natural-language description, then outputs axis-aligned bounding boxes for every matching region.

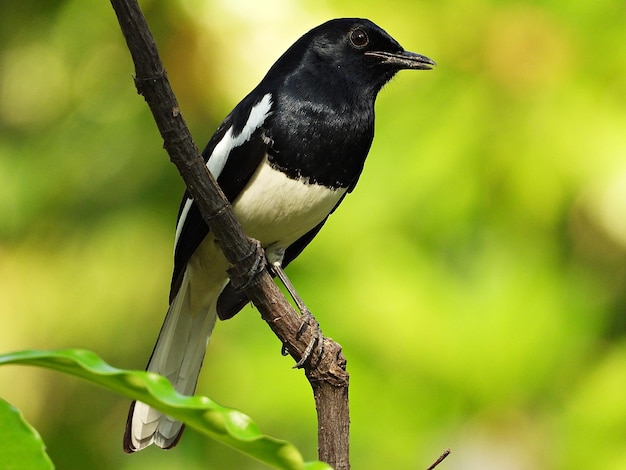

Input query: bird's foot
[227,239,266,291]
[270,262,323,368]
[293,308,324,369]
[279,308,323,368]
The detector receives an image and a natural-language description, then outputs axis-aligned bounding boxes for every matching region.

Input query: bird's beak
[365,50,436,70]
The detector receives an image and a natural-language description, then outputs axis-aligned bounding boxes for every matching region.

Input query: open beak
[365,50,436,70]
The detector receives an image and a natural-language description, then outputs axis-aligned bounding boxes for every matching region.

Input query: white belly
[233,156,346,254]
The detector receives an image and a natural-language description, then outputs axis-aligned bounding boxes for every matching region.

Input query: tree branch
[109,1,349,468]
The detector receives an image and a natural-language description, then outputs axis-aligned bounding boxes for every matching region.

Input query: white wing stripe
[174,197,193,249]
[174,93,273,250]
[206,93,273,180]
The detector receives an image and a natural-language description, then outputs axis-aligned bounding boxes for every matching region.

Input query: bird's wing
[169,93,274,301]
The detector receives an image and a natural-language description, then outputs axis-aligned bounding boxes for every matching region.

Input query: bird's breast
[266,96,374,189]
[232,155,346,252]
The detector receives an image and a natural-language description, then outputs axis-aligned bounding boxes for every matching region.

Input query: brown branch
[109,1,349,468]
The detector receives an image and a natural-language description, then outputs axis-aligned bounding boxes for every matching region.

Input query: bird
[124,17,435,453]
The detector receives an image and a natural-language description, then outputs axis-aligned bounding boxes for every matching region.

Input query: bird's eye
[349,28,369,48]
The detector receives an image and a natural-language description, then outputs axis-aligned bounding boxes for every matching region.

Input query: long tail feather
[123,270,221,452]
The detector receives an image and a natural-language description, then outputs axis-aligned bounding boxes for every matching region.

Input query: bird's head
[276,18,435,97]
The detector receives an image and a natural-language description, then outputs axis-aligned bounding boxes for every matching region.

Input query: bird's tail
[123,270,222,452]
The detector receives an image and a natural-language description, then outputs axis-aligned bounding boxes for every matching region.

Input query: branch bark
[109,1,349,468]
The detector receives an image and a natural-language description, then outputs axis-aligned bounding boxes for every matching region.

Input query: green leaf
[0,349,331,470]
[0,397,54,470]
[304,462,334,470]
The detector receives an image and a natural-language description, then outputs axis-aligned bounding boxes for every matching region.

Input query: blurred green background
[1,0,625,468]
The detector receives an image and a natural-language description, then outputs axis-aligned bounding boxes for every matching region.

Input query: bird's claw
[293,309,323,369]
[269,262,323,367]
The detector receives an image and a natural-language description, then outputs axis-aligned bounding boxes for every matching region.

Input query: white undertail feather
[128,268,226,450]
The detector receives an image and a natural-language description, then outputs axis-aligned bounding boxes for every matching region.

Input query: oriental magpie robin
[124,17,435,452]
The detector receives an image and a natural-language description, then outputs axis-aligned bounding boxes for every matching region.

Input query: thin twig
[426,448,451,470]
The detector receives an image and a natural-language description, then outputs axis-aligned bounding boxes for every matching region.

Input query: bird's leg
[271,262,310,316]
[270,262,323,368]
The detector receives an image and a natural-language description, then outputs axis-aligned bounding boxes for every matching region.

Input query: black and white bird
[124,17,435,452]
